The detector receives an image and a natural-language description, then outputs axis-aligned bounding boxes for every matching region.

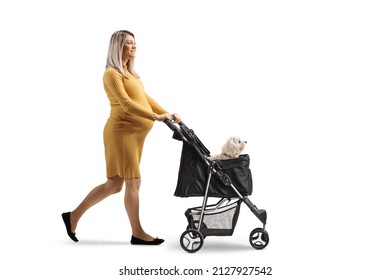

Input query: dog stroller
[165,120,269,253]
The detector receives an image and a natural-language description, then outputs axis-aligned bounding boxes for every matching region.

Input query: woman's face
[122,35,136,62]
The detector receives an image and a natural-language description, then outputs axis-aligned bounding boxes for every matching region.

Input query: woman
[62,30,181,245]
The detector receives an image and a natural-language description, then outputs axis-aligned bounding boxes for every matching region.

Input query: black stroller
[165,120,269,253]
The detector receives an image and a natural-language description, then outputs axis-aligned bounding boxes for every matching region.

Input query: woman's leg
[70,176,124,233]
[124,178,154,241]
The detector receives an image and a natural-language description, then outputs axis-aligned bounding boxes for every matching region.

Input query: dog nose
[244,141,247,143]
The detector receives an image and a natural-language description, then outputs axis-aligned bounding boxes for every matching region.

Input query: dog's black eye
[239,140,241,143]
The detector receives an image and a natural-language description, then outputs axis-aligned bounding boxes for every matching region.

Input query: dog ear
[227,137,240,157]
[231,139,241,157]
[233,137,246,156]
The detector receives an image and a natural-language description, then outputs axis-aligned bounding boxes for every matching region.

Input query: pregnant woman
[62,30,181,245]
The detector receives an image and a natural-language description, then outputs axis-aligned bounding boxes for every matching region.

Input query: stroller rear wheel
[249,228,269,250]
[180,229,204,253]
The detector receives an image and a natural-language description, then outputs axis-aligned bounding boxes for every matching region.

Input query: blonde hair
[105,30,139,78]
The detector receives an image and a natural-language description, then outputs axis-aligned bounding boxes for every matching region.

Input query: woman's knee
[106,176,124,193]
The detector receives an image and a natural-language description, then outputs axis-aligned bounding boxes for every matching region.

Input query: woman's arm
[103,68,155,120]
[145,91,181,123]
[145,92,167,115]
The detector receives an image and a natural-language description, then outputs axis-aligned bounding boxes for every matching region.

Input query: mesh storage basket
[185,200,242,236]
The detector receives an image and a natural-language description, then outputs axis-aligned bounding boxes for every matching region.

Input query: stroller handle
[164,117,183,131]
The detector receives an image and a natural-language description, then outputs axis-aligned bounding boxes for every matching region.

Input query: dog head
[221,136,247,158]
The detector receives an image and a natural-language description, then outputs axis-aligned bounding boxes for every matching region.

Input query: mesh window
[193,206,236,229]
[186,200,241,236]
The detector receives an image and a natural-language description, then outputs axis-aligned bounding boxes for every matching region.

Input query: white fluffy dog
[209,137,247,160]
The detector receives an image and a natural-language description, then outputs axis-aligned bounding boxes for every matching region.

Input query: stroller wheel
[249,228,269,250]
[180,229,204,253]
[186,222,207,238]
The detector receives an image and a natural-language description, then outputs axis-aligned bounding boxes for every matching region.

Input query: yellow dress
[103,67,167,179]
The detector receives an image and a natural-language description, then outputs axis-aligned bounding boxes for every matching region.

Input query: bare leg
[70,176,124,233]
[124,178,154,241]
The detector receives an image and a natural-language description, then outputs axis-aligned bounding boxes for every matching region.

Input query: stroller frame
[165,120,269,253]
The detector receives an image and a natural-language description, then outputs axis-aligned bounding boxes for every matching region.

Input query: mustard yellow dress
[103,67,167,179]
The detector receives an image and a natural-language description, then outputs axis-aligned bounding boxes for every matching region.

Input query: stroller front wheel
[180,229,204,253]
[186,222,207,238]
[249,228,269,250]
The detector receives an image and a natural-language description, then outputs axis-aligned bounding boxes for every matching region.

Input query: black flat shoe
[61,212,78,242]
[130,235,164,245]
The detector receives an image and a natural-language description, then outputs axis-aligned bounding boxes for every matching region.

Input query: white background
[1,0,389,279]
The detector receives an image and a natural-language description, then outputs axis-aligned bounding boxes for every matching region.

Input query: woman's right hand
[153,112,171,122]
